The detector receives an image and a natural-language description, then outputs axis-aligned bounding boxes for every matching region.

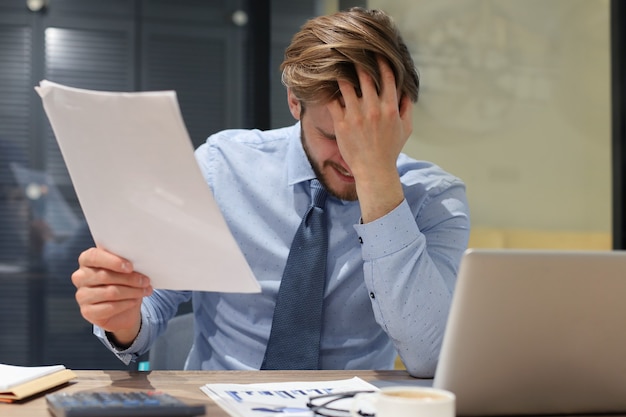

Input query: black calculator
[45,391,206,417]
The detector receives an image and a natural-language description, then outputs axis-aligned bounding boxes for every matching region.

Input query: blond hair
[281,7,419,105]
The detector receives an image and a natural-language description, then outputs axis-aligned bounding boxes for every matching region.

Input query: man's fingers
[78,298,144,331]
[339,57,399,115]
[78,247,133,273]
[74,247,149,289]
[400,96,414,137]
[376,55,399,102]
[71,266,149,290]
[326,94,344,122]
[354,61,379,103]
[75,281,152,306]
[336,77,359,110]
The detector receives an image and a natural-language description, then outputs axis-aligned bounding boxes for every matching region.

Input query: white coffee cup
[350,386,455,417]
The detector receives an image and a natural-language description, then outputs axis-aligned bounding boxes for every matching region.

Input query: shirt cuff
[93,312,151,366]
[353,199,420,261]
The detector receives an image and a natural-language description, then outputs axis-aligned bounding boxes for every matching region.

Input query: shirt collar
[286,122,316,187]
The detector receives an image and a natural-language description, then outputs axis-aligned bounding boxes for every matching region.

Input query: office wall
[370,0,612,247]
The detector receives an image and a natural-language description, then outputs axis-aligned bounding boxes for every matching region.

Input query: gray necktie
[261,179,328,370]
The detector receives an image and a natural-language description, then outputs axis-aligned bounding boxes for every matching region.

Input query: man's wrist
[105,317,142,350]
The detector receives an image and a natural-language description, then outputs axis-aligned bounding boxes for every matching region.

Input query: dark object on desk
[307,390,376,417]
[45,391,206,417]
[434,249,626,416]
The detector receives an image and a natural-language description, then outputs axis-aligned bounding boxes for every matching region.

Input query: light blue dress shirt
[95,123,470,377]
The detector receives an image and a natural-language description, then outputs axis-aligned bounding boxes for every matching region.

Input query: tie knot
[310,179,327,209]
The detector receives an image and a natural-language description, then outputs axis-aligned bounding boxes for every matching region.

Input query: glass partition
[369,0,612,250]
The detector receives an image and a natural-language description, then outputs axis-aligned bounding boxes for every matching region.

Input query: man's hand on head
[326,56,412,222]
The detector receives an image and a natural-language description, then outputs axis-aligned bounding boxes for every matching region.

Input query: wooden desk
[2,369,416,417]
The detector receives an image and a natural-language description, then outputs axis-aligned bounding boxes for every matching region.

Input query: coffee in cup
[350,386,455,417]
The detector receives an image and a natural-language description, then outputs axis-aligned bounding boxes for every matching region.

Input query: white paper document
[200,377,378,417]
[35,80,260,293]
[0,363,66,391]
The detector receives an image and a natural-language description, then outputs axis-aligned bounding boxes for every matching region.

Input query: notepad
[0,363,76,402]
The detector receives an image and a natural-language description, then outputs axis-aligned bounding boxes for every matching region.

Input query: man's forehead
[302,103,336,135]
[315,125,336,140]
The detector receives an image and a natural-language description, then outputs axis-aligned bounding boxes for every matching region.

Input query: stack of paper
[0,363,76,402]
[35,80,260,293]
[201,377,378,417]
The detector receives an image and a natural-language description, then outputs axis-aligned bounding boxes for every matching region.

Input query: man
[71,7,470,378]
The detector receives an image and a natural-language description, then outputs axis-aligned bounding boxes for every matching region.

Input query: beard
[300,126,358,202]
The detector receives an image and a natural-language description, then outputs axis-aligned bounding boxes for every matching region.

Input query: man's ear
[287,89,302,120]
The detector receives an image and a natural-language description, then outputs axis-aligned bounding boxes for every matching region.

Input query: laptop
[433,248,626,416]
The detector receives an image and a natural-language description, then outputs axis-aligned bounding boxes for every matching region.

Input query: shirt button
[369,292,375,299]
[359,237,363,244]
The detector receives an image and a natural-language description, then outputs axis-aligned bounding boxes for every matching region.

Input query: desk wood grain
[1,369,415,417]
